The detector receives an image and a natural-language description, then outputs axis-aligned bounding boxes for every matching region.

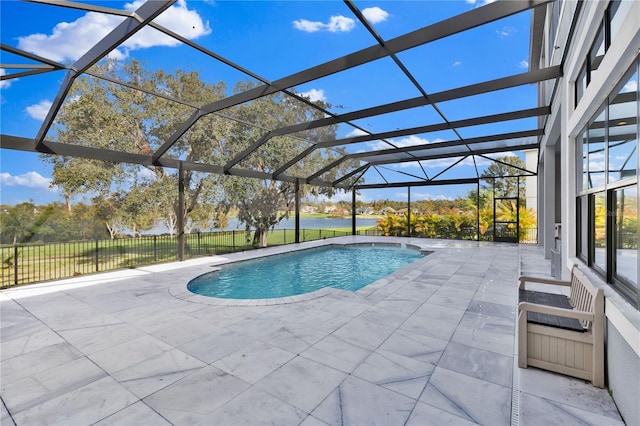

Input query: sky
[0,0,537,206]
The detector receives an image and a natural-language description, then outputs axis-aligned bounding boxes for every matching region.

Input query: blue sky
[0,0,536,206]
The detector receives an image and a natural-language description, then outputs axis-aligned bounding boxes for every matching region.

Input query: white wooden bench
[517,265,605,387]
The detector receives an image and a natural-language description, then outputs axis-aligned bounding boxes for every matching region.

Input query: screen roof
[1,0,557,191]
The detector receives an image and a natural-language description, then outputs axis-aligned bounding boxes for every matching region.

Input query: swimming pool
[187,244,425,299]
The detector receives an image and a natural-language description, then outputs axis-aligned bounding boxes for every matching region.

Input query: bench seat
[518,289,586,332]
[517,265,604,387]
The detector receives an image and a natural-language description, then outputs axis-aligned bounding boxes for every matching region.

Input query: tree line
[3,59,537,246]
[41,59,356,247]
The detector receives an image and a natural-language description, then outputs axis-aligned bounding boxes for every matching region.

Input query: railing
[358,226,539,244]
[519,228,538,244]
[0,228,350,288]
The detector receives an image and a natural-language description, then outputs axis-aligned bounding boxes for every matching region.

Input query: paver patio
[0,237,624,425]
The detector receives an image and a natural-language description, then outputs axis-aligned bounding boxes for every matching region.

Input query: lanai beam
[153,0,552,162]
[33,0,176,150]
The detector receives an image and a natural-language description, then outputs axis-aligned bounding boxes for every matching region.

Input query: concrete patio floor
[0,236,624,425]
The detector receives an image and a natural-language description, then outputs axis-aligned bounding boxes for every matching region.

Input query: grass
[0,227,373,288]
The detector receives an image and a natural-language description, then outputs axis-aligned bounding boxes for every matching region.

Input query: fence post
[95,239,99,272]
[13,245,18,286]
[197,232,201,255]
[233,231,236,250]
[153,235,157,262]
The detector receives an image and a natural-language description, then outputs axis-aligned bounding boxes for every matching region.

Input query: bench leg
[517,310,528,368]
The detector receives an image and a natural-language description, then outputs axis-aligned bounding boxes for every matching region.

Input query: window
[613,185,638,297]
[574,1,633,106]
[588,106,606,189]
[589,23,606,82]
[609,0,633,45]
[575,59,639,309]
[577,195,589,261]
[593,192,607,273]
[608,68,638,183]
[579,127,588,192]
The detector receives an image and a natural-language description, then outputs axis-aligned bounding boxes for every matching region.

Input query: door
[494,197,519,243]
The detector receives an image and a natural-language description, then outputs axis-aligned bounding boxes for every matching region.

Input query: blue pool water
[187,244,425,299]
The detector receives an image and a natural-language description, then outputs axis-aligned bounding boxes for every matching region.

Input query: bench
[517,265,604,387]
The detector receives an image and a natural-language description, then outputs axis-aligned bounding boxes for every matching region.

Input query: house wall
[537,1,640,423]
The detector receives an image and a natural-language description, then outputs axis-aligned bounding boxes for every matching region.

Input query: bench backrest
[569,266,604,329]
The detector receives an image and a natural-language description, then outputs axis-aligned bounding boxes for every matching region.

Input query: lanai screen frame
[1,0,559,252]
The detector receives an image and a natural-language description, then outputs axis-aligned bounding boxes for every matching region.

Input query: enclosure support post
[177,162,185,261]
[477,180,481,241]
[407,186,411,237]
[352,189,357,235]
[295,179,300,243]
[14,245,18,286]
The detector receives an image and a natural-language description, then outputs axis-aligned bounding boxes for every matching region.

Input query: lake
[221,216,380,231]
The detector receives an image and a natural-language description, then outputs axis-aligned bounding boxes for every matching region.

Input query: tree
[0,201,39,244]
[216,82,353,247]
[480,155,528,198]
[44,60,355,246]
[93,195,126,239]
[44,59,228,235]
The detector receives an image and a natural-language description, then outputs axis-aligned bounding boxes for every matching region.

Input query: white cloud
[17,0,211,62]
[293,15,355,33]
[25,100,53,121]
[292,19,324,33]
[367,135,438,152]
[0,70,13,89]
[311,192,367,203]
[518,59,529,69]
[497,26,516,37]
[362,7,389,24]
[395,135,442,148]
[345,128,368,138]
[623,79,638,93]
[411,192,453,201]
[136,167,158,182]
[453,61,462,67]
[0,171,54,191]
[466,0,497,6]
[300,88,326,103]
[327,15,356,32]
[419,156,479,169]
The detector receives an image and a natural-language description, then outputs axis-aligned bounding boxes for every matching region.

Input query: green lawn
[1,227,373,287]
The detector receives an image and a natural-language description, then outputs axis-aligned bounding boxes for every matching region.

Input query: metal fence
[358,226,538,244]
[0,226,540,288]
[0,228,350,288]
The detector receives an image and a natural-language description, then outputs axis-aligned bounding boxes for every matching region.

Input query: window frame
[575,57,639,309]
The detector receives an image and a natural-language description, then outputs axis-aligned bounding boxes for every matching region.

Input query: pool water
[187,244,425,299]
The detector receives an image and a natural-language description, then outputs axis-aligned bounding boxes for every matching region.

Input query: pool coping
[168,238,431,307]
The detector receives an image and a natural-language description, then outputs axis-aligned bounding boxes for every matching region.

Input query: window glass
[589,23,606,80]
[609,0,634,44]
[593,192,607,272]
[614,185,638,290]
[608,69,638,183]
[576,62,587,106]
[579,127,588,192]
[588,106,606,188]
[577,195,589,261]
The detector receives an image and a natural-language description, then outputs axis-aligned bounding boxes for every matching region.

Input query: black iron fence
[0,228,350,288]
[0,226,541,288]
[358,226,538,244]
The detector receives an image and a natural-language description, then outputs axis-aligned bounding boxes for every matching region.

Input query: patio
[0,237,623,425]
